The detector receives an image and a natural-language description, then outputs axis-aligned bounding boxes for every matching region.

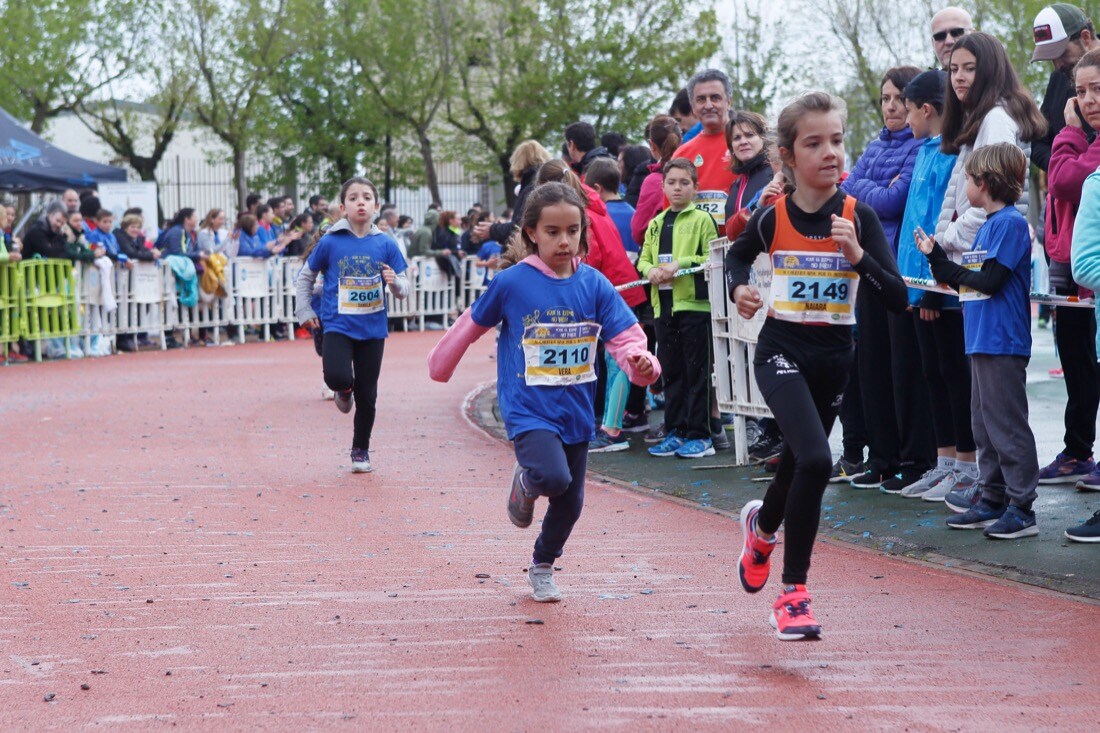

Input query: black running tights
[322,332,385,450]
[754,350,850,585]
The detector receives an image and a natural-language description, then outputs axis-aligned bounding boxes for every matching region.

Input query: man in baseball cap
[1032,4,1097,68]
[1031,5,1097,170]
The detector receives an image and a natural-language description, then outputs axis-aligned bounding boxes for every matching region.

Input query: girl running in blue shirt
[296,178,410,473]
[428,182,661,602]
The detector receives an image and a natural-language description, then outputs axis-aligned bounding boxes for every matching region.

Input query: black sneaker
[880,470,927,495]
[711,429,731,451]
[621,412,650,433]
[850,469,887,490]
[644,424,668,443]
[829,457,864,483]
[748,434,783,464]
[1065,510,1100,543]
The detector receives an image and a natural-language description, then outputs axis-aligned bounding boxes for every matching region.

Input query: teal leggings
[600,350,630,431]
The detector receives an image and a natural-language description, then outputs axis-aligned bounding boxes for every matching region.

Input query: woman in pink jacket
[630,115,683,247]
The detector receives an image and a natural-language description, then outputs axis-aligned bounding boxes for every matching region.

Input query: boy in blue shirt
[584,158,639,261]
[916,143,1040,539]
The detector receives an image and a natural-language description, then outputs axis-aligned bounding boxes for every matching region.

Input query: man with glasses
[930,7,974,68]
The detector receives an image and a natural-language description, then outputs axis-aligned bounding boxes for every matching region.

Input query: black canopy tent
[0,106,127,192]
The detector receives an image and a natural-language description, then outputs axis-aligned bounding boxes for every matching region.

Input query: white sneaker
[321,385,336,401]
[899,466,952,498]
[334,389,353,414]
[528,563,562,602]
[921,470,976,502]
[350,449,372,473]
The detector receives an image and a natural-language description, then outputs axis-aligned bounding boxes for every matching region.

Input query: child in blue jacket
[893,70,979,502]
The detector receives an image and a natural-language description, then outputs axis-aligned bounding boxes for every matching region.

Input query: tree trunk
[499,154,515,207]
[30,104,50,135]
[415,127,443,207]
[233,146,248,211]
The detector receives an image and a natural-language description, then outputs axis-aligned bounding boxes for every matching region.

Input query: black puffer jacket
[724,151,773,224]
[488,165,539,245]
[625,159,654,208]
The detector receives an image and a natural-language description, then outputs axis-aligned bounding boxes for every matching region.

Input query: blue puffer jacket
[841,126,922,255]
[1070,170,1100,353]
[896,136,958,307]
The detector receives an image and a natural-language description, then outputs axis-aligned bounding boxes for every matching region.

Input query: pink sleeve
[1049,128,1100,206]
[427,310,492,382]
[605,323,661,386]
[631,174,662,245]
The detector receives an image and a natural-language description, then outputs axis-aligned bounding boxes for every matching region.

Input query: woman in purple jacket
[838,65,929,492]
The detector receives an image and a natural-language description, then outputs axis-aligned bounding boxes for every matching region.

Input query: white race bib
[522,322,601,386]
[959,250,990,302]
[695,190,728,226]
[657,253,674,291]
[338,274,384,315]
[768,250,858,325]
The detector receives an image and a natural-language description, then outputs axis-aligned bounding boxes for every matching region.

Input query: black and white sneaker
[850,469,887,490]
[350,448,372,473]
[1065,510,1100,543]
[748,434,783,464]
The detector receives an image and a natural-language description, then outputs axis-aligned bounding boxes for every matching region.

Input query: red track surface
[2,333,1098,731]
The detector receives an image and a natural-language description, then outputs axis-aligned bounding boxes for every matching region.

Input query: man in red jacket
[669,69,735,228]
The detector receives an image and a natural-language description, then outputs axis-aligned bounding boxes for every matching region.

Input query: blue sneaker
[1037,452,1095,484]
[648,433,685,457]
[676,438,715,459]
[984,505,1039,539]
[946,499,1006,529]
[944,482,983,513]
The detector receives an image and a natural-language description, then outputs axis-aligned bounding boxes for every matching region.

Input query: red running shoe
[738,500,775,593]
[770,585,822,641]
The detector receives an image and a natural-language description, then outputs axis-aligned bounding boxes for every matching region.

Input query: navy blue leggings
[513,430,588,565]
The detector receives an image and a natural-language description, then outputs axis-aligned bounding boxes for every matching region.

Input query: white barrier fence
[708,237,774,466]
[61,254,477,353]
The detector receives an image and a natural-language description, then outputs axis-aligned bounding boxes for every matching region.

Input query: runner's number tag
[338,274,384,315]
[657,254,675,291]
[769,251,858,325]
[959,251,990,302]
[522,322,601,386]
[695,191,728,226]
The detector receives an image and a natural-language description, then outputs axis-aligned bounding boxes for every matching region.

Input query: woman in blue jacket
[839,65,929,492]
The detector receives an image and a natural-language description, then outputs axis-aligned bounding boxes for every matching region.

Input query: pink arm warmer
[427,310,493,382]
[605,323,661,386]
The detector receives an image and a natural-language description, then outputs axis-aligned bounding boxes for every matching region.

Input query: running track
[1,333,1097,730]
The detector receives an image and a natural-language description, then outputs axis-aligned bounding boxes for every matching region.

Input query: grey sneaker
[922,470,976,502]
[899,465,952,498]
[350,448,372,473]
[528,563,562,602]
[711,428,731,451]
[334,388,353,414]
[507,463,536,528]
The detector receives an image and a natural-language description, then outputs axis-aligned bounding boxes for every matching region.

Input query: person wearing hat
[1031,4,1100,488]
[1032,4,1098,169]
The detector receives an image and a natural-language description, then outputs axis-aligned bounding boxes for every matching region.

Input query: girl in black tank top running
[724,92,907,641]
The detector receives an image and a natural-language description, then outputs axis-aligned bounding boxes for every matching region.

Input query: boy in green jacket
[638,158,718,459]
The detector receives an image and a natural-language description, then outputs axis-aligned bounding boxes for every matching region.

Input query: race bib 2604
[338,274,384,315]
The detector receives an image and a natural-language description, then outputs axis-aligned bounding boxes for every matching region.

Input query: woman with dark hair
[839,65,928,493]
[619,144,655,208]
[724,110,773,229]
[630,115,683,247]
[932,32,1049,498]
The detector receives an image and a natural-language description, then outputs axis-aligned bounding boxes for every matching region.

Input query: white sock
[955,460,979,477]
[937,456,956,470]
